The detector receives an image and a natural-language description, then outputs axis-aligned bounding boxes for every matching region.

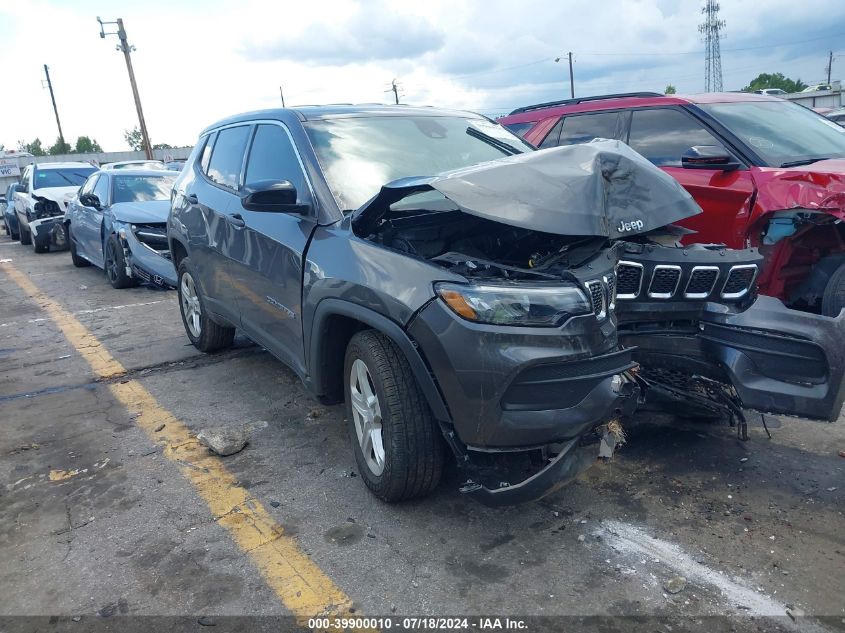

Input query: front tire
[176,257,235,352]
[104,234,137,289]
[344,330,444,502]
[822,262,845,317]
[19,224,32,245]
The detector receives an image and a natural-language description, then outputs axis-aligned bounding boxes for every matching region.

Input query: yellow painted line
[1,262,354,621]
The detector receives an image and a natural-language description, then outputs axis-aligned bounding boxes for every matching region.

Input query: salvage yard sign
[0,159,21,177]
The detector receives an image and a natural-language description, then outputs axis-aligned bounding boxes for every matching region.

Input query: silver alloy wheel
[180,272,202,338]
[349,358,385,475]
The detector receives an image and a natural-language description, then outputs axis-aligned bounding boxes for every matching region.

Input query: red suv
[498,92,845,316]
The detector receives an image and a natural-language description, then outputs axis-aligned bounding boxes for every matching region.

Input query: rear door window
[206,126,251,190]
[541,111,629,148]
[244,124,309,201]
[628,108,723,166]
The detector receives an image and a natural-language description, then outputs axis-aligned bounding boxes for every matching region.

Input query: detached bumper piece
[460,439,591,507]
[622,296,845,422]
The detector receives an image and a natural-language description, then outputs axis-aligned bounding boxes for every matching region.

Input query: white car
[826,108,845,127]
[753,88,787,96]
[801,84,832,93]
[13,161,97,252]
[100,160,166,171]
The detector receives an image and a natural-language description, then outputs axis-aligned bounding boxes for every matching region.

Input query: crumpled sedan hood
[33,186,79,210]
[353,140,702,238]
[752,159,845,219]
[110,200,170,224]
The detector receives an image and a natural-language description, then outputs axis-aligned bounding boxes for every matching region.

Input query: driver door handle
[228,213,246,228]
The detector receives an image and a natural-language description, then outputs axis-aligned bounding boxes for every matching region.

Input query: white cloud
[1,0,842,151]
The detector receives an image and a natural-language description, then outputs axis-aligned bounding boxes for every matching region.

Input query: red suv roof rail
[508,92,665,115]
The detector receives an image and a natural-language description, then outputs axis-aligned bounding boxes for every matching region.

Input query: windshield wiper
[780,157,831,168]
[465,127,523,156]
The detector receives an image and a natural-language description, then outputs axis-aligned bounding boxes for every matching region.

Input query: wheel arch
[307,298,451,423]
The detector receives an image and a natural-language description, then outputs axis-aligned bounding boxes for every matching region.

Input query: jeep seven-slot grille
[648,266,681,297]
[616,262,643,298]
[685,267,719,297]
[615,261,758,301]
[722,265,757,297]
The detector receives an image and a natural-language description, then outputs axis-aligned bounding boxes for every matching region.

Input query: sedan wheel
[349,358,385,476]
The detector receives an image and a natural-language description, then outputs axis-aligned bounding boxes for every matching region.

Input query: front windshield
[699,101,845,166]
[304,115,534,211]
[112,174,176,204]
[34,167,96,188]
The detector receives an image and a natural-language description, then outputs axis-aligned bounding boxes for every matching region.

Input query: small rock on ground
[197,421,268,456]
[663,575,687,594]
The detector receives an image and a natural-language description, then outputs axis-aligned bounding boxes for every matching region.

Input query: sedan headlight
[435,282,592,327]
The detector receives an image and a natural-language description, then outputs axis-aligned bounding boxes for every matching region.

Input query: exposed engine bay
[366,206,611,281]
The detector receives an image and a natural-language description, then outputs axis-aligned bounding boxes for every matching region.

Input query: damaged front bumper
[115,222,177,288]
[30,216,68,250]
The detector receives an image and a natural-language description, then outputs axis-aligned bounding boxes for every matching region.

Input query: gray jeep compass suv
[168,106,845,505]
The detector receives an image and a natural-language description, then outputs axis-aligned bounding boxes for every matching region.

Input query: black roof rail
[508,92,665,115]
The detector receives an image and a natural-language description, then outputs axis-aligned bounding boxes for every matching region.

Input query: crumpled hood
[110,200,170,224]
[33,186,79,210]
[353,140,702,238]
[752,159,845,218]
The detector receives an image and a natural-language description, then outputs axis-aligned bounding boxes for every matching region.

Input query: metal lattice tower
[698,0,725,92]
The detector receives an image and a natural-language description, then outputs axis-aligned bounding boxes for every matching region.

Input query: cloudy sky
[1,0,843,152]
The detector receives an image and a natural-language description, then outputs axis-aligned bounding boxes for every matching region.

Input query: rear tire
[176,257,235,352]
[19,224,31,245]
[822,262,845,317]
[68,225,91,268]
[344,330,444,502]
[104,234,138,289]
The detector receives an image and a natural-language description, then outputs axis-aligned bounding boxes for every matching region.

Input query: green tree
[17,138,46,156]
[74,136,103,153]
[153,142,173,150]
[664,84,677,94]
[124,126,144,151]
[742,73,807,93]
[48,137,72,155]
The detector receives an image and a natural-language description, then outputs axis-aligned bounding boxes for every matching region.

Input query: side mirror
[80,193,101,209]
[240,180,310,214]
[681,145,741,171]
[13,183,26,193]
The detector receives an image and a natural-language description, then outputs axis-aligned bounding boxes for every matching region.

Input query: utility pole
[826,51,834,84]
[279,86,286,107]
[97,17,153,159]
[391,79,400,105]
[42,65,65,150]
[554,54,575,98]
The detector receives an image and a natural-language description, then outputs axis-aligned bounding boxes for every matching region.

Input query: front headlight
[435,282,592,327]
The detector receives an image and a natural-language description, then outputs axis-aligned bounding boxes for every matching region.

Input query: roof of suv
[500,91,778,124]
[202,104,486,134]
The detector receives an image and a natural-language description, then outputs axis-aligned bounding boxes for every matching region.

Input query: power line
[443,30,845,82]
